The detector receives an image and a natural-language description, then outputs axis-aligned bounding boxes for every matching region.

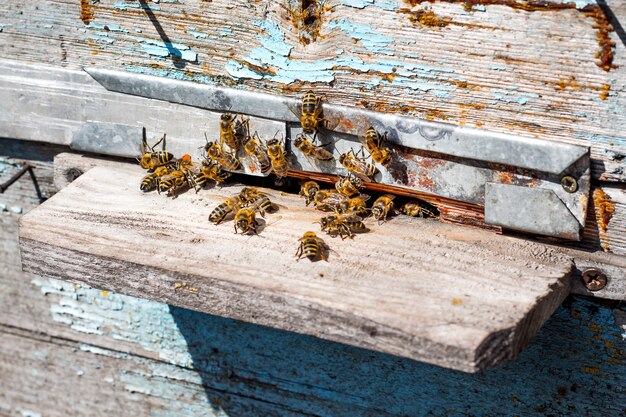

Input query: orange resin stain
[80,0,94,25]
[593,189,615,251]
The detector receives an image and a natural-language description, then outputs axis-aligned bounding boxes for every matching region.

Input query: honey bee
[243,133,272,175]
[219,113,248,151]
[300,91,325,134]
[234,207,263,235]
[295,231,329,261]
[335,174,362,197]
[209,195,245,224]
[138,128,174,171]
[192,158,231,190]
[313,190,348,212]
[140,164,172,192]
[335,194,370,215]
[361,126,392,166]
[293,134,334,162]
[400,200,440,219]
[371,194,397,223]
[266,137,289,178]
[339,149,378,182]
[158,170,188,196]
[204,136,242,172]
[240,187,279,214]
[319,213,368,239]
[299,181,320,206]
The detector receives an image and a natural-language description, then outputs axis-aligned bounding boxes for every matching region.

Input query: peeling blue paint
[328,18,394,55]
[188,30,208,39]
[127,35,197,61]
[490,65,507,71]
[114,2,161,11]
[338,0,398,11]
[492,89,539,105]
[90,34,116,45]
[88,22,127,32]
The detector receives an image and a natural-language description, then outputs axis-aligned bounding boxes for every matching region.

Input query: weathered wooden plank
[0,0,624,181]
[1,286,625,417]
[18,164,576,372]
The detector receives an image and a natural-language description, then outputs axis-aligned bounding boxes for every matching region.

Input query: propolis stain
[401,0,616,71]
[80,0,94,25]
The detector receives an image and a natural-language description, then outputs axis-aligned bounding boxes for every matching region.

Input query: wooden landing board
[19,165,574,372]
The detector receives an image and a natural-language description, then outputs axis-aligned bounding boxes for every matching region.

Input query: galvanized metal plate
[81,67,591,240]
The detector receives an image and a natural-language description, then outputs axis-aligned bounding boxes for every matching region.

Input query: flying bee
[299,181,320,206]
[204,135,242,172]
[140,164,172,192]
[192,159,231,190]
[158,170,188,196]
[400,200,440,219]
[234,207,263,235]
[293,134,334,162]
[313,190,348,212]
[243,133,272,175]
[138,128,174,171]
[319,213,368,239]
[209,194,245,224]
[335,174,362,197]
[300,91,325,134]
[336,194,371,215]
[339,149,378,182]
[266,137,289,178]
[296,231,330,262]
[371,194,397,223]
[361,126,393,167]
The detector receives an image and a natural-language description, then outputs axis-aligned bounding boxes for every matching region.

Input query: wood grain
[18,164,576,371]
[0,0,624,181]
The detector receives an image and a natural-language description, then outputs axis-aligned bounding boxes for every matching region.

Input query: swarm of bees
[137,92,439,263]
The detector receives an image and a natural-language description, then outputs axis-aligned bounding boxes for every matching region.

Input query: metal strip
[79,67,591,240]
[85,67,588,175]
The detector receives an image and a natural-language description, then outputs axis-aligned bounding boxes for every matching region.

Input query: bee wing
[358,193,371,202]
[140,127,148,154]
[350,159,374,183]
[313,146,334,161]
[344,213,363,222]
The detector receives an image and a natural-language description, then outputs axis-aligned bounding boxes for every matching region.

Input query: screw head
[581,268,607,291]
[561,176,578,193]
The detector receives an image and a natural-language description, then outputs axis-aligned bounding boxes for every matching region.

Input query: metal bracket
[78,67,590,240]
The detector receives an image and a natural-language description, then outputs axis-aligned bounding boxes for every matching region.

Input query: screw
[561,176,578,193]
[581,268,607,291]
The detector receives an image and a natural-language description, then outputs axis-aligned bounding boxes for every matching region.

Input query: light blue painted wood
[33,278,626,417]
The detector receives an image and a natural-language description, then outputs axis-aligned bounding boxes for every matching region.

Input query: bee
[234,207,263,235]
[240,187,279,214]
[266,137,289,178]
[335,174,362,197]
[400,200,440,219]
[361,126,392,166]
[192,159,231,190]
[243,133,272,175]
[158,169,188,196]
[300,91,325,134]
[204,136,242,172]
[299,181,320,206]
[138,128,174,171]
[339,149,378,182]
[295,231,329,262]
[209,194,245,224]
[313,190,348,212]
[336,194,371,215]
[293,134,334,162]
[220,113,248,151]
[319,213,368,239]
[371,194,397,223]
[140,164,172,192]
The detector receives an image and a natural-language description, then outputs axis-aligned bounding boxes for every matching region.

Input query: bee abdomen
[302,240,319,258]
